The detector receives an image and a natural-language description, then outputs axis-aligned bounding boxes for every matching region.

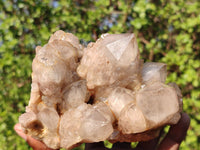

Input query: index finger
[157,113,190,150]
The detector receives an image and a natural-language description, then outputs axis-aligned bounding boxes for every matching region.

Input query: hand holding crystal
[18,31,186,149]
[15,113,190,150]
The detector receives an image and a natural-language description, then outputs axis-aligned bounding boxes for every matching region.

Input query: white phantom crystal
[61,80,90,113]
[136,82,181,126]
[142,62,167,84]
[118,102,147,134]
[49,30,83,54]
[106,34,134,60]
[119,82,181,135]
[107,87,135,119]
[77,33,141,89]
[19,30,183,150]
[79,102,114,142]
[59,104,86,149]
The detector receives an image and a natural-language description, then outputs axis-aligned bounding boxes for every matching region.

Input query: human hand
[14,124,56,150]
[85,113,190,150]
[14,113,190,150]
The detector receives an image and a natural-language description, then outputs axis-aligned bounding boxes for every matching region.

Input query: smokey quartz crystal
[19,30,182,149]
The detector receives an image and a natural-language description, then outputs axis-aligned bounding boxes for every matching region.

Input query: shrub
[0,0,199,149]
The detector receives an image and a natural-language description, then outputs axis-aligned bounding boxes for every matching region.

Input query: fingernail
[14,124,22,131]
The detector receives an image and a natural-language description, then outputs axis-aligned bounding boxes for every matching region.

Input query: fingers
[135,113,190,150]
[157,113,190,150]
[26,135,54,150]
[85,142,108,150]
[112,142,132,150]
[135,129,164,150]
[14,123,55,150]
[135,138,159,150]
[86,142,132,150]
[14,123,28,141]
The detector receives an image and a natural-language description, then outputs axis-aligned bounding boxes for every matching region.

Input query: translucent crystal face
[105,34,135,61]
[107,87,135,119]
[77,33,140,89]
[142,62,167,84]
[19,31,182,150]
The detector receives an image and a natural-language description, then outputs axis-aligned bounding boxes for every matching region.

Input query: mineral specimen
[19,30,182,149]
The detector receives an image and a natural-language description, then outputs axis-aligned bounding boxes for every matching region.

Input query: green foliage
[0,0,199,149]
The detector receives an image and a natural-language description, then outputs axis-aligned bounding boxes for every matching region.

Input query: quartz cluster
[19,30,182,149]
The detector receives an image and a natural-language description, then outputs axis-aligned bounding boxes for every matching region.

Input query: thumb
[14,123,54,150]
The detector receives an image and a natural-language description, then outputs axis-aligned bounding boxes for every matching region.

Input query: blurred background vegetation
[0,0,200,149]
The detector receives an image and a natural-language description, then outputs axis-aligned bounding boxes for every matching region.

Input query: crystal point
[106,34,134,61]
[142,62,167,84]
[77,33,140,89]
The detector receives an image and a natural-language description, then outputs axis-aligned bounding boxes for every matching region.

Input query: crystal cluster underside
[19,30,182,149]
